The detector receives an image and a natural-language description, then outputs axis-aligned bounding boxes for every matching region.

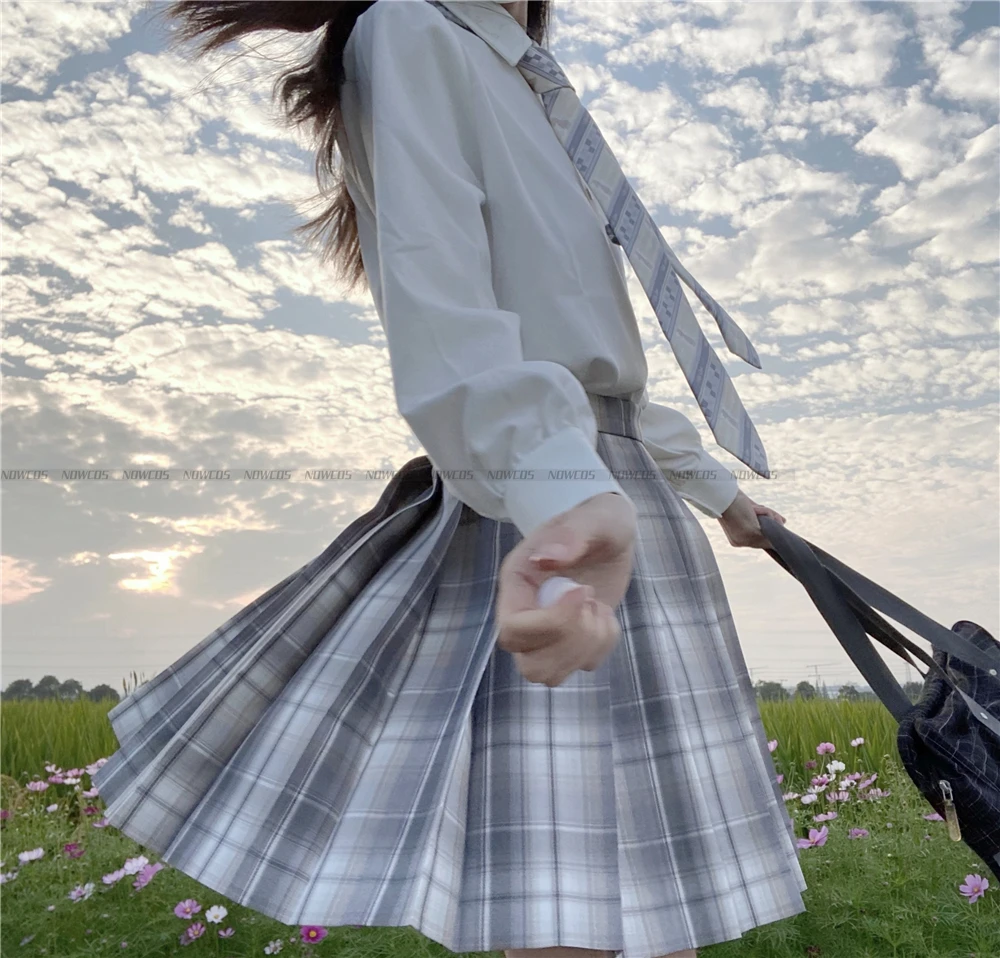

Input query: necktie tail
[526,55,771,479]
[424,2,771,480]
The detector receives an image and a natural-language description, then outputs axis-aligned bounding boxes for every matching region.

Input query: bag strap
[760,515,1000,675]
[758,516,1000,737]
[802,537,1000,674]
[766,546,925,670]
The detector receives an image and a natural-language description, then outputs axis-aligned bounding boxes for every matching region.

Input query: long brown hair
[146,1,554,297]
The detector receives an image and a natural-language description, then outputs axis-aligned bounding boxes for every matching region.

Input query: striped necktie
[427,0,770,479]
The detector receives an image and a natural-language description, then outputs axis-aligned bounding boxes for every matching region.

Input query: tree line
[2,675,929,704]
[1,675,121,702]
[754,679,927,702]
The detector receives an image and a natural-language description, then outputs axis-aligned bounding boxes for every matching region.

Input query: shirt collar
[434,1,534,66]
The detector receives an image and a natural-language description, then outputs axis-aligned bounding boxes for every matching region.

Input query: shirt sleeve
[638,388,740,518]
[345,3,628,537]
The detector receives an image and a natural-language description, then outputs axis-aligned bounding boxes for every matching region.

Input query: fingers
[497,584,592,654]
[507,598,620,687]
[495,531,586,621]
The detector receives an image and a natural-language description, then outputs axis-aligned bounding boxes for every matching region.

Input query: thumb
[527,528,589,570]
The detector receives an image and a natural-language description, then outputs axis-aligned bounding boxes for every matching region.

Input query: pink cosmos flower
[811,774,832,788]
[83,806,101,816]
[218,927,235,938]
[959,874,989,904]
[767,740,777,753]
[26,781,49,792]
[174,899,202,919]
[796,826,829,849]
[923,812,944,821]
[300,926,328,944]
[848,828,869,839]
[63,843,85,859]
[184,922,205,941]
[0,809,9,819]
[775,774,783,785]
[81,787,100,798]
[68,882,95,901]
[813,811,838,822]
[103,868,126,886]
[851,737,865,746]
[804,760,818,770]
[92,818,110,828]
[858,773,878,789]
[122,856,148,875]
[133,862,166,891]
[816,742,835,755]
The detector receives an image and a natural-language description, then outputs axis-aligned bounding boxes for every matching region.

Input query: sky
[2,0,998,699]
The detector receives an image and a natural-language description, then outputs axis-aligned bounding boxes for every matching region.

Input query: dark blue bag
[759,516,1000,882]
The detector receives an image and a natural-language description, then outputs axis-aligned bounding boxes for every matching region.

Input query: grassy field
[1,695,997,958]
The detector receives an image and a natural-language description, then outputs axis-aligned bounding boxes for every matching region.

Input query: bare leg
[504,950,617,958]
[504,948,696,958]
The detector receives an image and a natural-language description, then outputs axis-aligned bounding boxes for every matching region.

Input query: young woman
[93,3,807,957]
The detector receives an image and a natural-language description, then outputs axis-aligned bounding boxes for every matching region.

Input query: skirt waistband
[588,393,642,441]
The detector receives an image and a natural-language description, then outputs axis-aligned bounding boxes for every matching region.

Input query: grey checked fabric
[93,394,807,958]
[428,0,771,480]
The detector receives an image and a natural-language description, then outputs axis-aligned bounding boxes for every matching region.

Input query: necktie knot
[517,44,572,95]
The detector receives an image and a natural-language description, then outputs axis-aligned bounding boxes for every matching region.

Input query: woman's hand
[496,491,637,688]
[717,488,786,549]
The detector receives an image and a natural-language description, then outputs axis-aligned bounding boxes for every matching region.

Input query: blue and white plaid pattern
[429,0,771,479]
[93,395,807,957]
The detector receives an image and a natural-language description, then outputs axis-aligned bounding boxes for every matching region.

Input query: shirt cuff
[666,459,740,518]
[503,426,628,537]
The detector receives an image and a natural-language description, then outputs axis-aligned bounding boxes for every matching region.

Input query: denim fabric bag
[759,516,1000,882]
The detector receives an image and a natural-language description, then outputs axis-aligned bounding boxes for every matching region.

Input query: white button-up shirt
[336,0,740,536]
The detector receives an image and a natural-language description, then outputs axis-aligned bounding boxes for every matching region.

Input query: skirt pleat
[93,394,807,958]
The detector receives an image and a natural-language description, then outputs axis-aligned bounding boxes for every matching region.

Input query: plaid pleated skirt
[92,394,807,958]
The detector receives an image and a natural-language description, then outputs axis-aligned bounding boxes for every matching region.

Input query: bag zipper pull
[939,780,962,841]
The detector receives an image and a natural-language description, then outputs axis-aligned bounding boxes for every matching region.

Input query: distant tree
[755,680,790,701]
[2,678,35,700]
[33,675,62,700]
[795,681,817,700]
[87,684,120,703]
[903,681,924,702]
[838,684,861,701]
[58,679,85,701]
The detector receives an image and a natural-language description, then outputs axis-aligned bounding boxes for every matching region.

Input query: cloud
[2,0,996,689]
[854,87,985,180]
[0,555,51,604]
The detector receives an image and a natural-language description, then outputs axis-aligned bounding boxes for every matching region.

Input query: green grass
[1,697,997,957]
